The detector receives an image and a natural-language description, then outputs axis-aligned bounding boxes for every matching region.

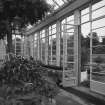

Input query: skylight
[46,0,72,11]
[26,0,74,29]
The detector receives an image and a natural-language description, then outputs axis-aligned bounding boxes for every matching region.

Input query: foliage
[0,55,58,105]
[81,34,90,71]
[93,45,105,54]
[93,56,105,72]
[0,0,51,53]
[0,0,51,27]
[94,56,104,64]
[47,70,62,86]
[81,80,90,87]
[0,20,10,40]
[81,32,102,71]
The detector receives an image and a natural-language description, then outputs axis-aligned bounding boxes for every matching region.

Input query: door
[62,23,78,87]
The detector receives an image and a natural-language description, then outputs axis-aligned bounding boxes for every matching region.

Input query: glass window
[91,0,105,83]
[92,6,105,19]
[48,24,57,65]
[92,0,105,10]
[81,14,89,23]
[61,15,75,69]
[81,7,89,15]
[40,30,46,63]
[81,22,90,37]
[67,15,74,22]
[92,18,105,30]
[46,0,72,11]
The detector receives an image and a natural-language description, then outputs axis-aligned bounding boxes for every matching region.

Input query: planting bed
[0,55,58,105]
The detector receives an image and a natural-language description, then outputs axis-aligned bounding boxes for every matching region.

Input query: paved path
[45,77,94,105]
[54,89,94,105]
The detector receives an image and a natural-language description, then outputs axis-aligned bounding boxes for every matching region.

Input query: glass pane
[67,63,74,69]
[49,36,52,44]
[67,29,74,33]
[92,73,105,83]
[67,55,74,62]
[67,25,74,29]
[93,45,105,54]
[62,19,66,24]
[52,34,56,38]
[81,7,89,15]
[42,38,45,43]
[52,24,56,28]
[42,44,45,60]
[81,14,89,23]
[92,17,105,83]
[92,7,105,19]
[52,40,56,47]
[92,27,105,40]
[92,0,105,10]
[55,0,64,6]
[52,28,56,34]
[92,18,105,30]
[67,15,74,22]
[81,22,90,37]
[92,27,105,49]
[68,35,74,40]
[67,49,74,55]
[49,30,52,35]
[67,41,74,47]
[42,33,45,38]
[68,20,74,25]
[46,0,54,5]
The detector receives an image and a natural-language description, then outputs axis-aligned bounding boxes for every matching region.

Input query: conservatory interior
[0,0,105,97]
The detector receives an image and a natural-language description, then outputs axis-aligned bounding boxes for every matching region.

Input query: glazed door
[62,23,78,87]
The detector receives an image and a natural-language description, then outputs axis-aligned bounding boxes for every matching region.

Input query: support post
[45,28,49,65]
[33,34,35,58]
[24,36,28,58]
[74,10,81,86]
[56,21,61,66]
[37,32,41,61]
